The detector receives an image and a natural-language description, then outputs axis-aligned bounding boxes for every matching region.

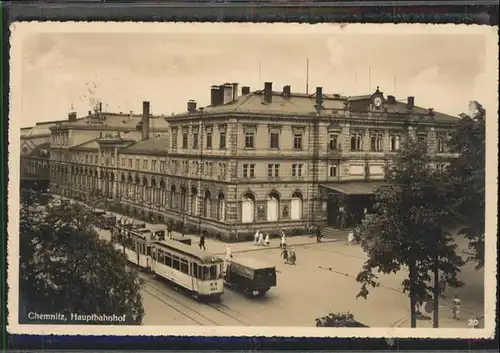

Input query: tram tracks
[141,274,249,326]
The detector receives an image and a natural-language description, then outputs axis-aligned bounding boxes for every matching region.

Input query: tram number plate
[209,282,217,291]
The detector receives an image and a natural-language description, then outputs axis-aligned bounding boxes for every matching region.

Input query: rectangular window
[165,252,173,267]
[172,131,178,148]
[151,160,157,171]
[350,134,362,151]
[390,135,401,151]
[206,133,212,149]
[329,134,339,151]
[242,164,256,178]
[436,137,444,152]
[158,250,165,264]
[219,132,226,149]
[370,134,383,151]
[180,259,189,274]
[135,159,140,169]
[293,134,303,150]
[270,132,280,149]
[245,132,255,149]
[143,160,148,169]
[249,164,255,178]
[329,164,338,177]
[243,164,249,177]
[182,133,188,149]
[193,133,199,149]
[268,164,280,177]
[172,255,180,270]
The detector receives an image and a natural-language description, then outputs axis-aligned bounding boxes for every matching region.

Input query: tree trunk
[433,254,439,328]
[408,258,417,328]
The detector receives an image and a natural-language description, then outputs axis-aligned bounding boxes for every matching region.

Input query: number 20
[468,319,479,327]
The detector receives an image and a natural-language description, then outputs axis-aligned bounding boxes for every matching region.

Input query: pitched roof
[70,139,100,151]
[120,137,170,156]
[54,113,170,131]
[169,89,458,124]
[22,120,66,138]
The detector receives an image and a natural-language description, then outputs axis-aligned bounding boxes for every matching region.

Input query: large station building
[23,82,459,240]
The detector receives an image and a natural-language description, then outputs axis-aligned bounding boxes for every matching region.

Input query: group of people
[253,230,271,246]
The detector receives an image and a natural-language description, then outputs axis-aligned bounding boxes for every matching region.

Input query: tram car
[150,240,224,300]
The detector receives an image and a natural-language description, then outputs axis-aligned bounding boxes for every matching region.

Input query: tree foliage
[355,138,464,310]
[315,312,368,327]
[447,101,486,269]
[19,190,144,324]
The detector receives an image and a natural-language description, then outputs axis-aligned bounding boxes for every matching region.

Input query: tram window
[151,248,157,260]
[202,266,210,280]
[165,252,173,267]
[180,259,189,274]
[158,250,165,263]
[172,255,180,270]
[192,263,199,278]
[209,265,217,280]
[146,245,151,256]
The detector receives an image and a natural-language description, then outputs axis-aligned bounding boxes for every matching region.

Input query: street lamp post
[197,107,204,236]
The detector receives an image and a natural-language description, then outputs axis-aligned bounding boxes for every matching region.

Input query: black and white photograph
[7,22,497,338]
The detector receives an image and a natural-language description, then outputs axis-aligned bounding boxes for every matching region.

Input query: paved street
[95,215,484,328]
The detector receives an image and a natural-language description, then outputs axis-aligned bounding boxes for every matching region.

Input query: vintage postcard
[7,22,498,338]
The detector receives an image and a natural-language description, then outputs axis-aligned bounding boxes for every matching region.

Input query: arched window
[241,192,255,223]
[267,191,280,222]
[180,186,187,211]
[217,193,226,221]
[191,187,198,215]
[290,191,303,220]
[204,190,212,218]
[151,178,157,204]
[170,185,176,209]
[142,177,148,202]
[159,180,166,207]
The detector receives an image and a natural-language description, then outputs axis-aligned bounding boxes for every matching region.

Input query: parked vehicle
[224,257,277,297]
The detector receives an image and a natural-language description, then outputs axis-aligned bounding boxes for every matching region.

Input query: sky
[13,23,498,127]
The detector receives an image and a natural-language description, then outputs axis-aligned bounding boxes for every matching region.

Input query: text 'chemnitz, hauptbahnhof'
[20,82,458,240]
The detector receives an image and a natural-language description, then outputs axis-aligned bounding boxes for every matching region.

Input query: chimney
[223,83,233,104]
[387,95,396,104]
[210,86,220,106]
[264,82,273,103]
[187,100,197,113]
[407,96,415,107]
[88,110,92,117]
[68,112,77,122]
[316,87,323,107]
[218,85,225,105]
[99,102,103,113]
[232,83,239,101]
[283,85,291,97]
[241,86,250,95]
[142,101,150,141]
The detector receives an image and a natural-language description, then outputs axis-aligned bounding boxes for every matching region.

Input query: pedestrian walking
[316,225,322,243]
[452,295,461,320]
[224,245,232,277]
[264,233,270,246]
[258,231,264,246]
[281,245,289,264]
[347,231,354,246]
[254,230,260,245]
[166,219,173,238]
[199,233,206,251]
[280,232,287,249]
[288,248,296,265]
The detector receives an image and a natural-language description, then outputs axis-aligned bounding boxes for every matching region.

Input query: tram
[150,240,224,300]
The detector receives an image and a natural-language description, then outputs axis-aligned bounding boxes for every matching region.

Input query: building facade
[23,82,458,240]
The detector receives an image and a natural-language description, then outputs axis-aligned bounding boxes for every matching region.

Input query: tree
[315,312,368,327]
[447,101,485,269]
[19,189,145,324]
[355,138,464,328]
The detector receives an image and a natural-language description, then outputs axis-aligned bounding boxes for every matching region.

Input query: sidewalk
[395,300,485,329]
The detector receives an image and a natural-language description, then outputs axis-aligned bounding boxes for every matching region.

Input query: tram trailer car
[150,240,224,301]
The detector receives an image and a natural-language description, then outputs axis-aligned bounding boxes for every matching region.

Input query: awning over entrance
[319,181,387,195]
